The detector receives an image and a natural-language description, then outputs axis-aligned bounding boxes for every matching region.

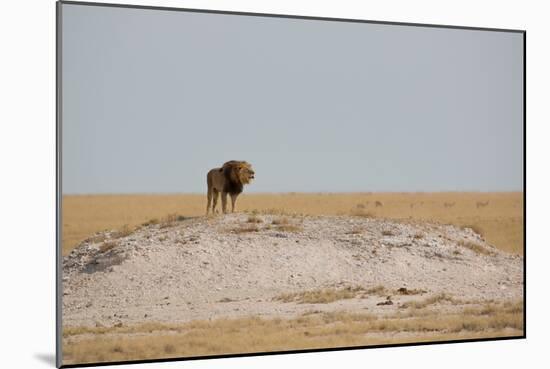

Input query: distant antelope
[375,201,383,207]
[443,202,455,208]
[476,201,489,208]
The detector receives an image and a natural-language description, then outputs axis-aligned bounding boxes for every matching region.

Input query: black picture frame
[56,1,526,367]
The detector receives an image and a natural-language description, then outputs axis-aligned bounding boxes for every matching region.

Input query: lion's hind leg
[206,189,212,215]
[211,189,220,214]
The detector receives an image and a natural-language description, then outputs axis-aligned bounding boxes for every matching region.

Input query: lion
[206,160,255,214]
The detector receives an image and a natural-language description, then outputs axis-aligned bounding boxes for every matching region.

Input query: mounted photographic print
[57,1,525,367]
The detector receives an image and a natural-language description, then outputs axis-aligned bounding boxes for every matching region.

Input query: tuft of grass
[163,344,176,354]
[400,293,457,309]
[262,208,295,216]
[230,225,260,234]
[247,215,263,224]
[276,224,302,233]
[395,287,427,296]
[218,297,236,303]
[462,224,484,237]
[363,285,387,296]
[350,209,375,218]
[159,213,187,229]
[270,217,302,232]
[272,217,290,225]
[276,285,400,304]
[112,224,133,239]
[346,227,364,235]
[275,286,366,304]
[87,233,107,244]
[142,218,160,227]
[99,240,118,253]
[458,240,494,256]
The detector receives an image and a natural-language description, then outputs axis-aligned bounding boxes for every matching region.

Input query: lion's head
[222,160,255,185]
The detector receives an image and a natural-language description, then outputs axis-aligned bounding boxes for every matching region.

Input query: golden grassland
[62,192,523,255]
[62,300,523,365]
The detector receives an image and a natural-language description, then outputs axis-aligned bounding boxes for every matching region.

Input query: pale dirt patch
[62,213,523,328]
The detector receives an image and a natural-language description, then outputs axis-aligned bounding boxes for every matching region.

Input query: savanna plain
[61,192,524,365]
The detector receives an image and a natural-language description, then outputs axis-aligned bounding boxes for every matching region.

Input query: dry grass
[346,227,365,235]
[229,225,260,234]
[462,224,485,237]
[349,209,375,218]
[400,293,457,309]
[272,217,290,225]
[413,232,425,240]
[112,224,133,239]
[142,218,159,226]
[62,300,523,365]
[275,286,366,304]
[270,217,302,232]
[276,224,302,233]
[274,285,400,304]
[98,241,118,253]
[458,239,495,256]
[62,192,523,255]
[247,215,263,223]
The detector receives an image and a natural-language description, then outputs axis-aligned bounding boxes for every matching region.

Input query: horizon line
[62,190,524,196]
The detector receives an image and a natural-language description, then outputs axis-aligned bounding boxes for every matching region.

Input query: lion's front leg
[230,194,238,213]
[221,192,228,214]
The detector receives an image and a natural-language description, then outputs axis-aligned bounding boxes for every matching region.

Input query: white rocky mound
[63,214,523,327]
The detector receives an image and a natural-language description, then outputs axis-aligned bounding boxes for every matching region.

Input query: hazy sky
[61,3,523,194]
